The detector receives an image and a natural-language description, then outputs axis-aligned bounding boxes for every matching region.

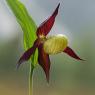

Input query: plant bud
[43,34,68,54]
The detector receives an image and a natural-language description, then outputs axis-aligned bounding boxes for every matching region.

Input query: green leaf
[6,0,38,67]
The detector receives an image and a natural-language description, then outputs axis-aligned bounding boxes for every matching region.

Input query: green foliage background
[6,0,38,67]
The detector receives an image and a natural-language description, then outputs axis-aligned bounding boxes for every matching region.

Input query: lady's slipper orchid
[18,3,83,82]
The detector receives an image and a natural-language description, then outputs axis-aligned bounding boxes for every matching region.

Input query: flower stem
[29,63,34,95]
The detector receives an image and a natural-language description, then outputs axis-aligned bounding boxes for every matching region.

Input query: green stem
[29,63,34,95]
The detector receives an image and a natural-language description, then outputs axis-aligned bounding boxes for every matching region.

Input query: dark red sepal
[17,39,40,68]
[38,43,51,83]
[64,46,83,61]
[36,3,60,37]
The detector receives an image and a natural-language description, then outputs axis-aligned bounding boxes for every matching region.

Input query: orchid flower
[17,3,83,82]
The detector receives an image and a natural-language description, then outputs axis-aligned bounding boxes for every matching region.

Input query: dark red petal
[38,43,50,83]
[64,46,83,60]
[17,39,40,68]
[36,3,60,37]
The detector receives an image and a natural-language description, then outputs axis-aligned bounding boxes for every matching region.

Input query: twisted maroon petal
[36,3,60,37]
[17,39,40,68]
[38,43,51,83]
[64,46,83,60]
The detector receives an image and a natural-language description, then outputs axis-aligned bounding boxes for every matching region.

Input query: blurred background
[0,0,95,95]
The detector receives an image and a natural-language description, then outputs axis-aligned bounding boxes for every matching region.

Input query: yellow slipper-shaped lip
[44,34,68,54]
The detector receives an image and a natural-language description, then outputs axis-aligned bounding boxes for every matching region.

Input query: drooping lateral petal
[63,46,83,60]
[17,39,40,68]
[36,3,60,37]
[38,43,51,83]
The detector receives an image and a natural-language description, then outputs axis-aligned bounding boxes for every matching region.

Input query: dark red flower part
[64,46,83,60]
[36,3,60,37]
[17,39,40,68]
[38,43,50,83]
